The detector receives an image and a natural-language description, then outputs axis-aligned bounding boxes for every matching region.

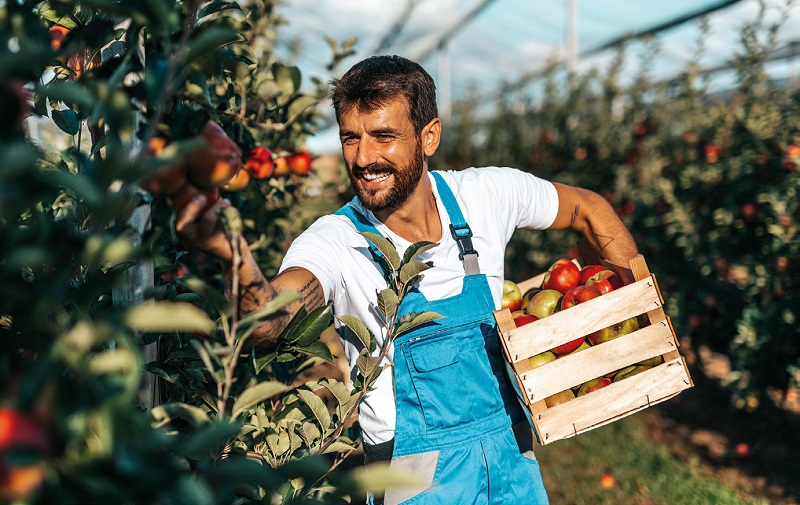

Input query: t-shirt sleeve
[278,218,345,304]
[448,166,559,233]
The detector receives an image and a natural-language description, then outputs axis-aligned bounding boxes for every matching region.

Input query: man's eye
[341,137,358,145]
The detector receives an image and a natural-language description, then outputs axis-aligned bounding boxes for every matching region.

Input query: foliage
[436,1,799,408]
[0,0,397,502]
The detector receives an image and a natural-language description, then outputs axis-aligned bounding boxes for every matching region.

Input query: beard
[348,145,425,213]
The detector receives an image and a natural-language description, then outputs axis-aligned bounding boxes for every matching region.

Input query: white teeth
[363,172,390,182]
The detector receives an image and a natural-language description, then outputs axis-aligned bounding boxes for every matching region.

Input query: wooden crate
[494,248,693,445]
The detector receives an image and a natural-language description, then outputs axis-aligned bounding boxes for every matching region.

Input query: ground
[641,342,800,505]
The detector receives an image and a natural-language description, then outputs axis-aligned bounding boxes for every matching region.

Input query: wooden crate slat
[519,320,677,402]
[504,276,662,361]
[532,358,691,444]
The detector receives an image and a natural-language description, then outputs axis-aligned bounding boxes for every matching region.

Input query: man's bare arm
[175,194,325,350]
[548,183,638,264]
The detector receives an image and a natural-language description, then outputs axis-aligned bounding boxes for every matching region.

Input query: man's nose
[355,137,378,167]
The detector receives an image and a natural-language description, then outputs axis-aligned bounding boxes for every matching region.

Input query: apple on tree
[186,121,242,190]
[542,258,580,294]
[501,279,523,312]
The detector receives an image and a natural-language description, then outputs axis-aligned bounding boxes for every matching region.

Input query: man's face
[338,98,425,213]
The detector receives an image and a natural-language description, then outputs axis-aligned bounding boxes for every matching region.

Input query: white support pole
[566,0,577,89]
[438,41,452,121]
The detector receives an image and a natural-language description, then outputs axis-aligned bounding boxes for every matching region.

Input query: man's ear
[420,117,441,157]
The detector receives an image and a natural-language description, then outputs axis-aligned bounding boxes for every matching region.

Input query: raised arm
[548,183,639,265]
[174,193,325,350]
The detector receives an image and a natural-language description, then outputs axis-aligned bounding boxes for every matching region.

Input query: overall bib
[336,171,549,505]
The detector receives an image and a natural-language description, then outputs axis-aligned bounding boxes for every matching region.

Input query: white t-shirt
[279,166,559,445]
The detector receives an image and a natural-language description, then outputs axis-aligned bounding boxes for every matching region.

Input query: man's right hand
[174,192,246,264]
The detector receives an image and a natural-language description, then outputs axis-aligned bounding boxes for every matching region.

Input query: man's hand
[174,193,245,263]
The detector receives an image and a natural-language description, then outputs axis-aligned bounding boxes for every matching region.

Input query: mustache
[351,162,395,176]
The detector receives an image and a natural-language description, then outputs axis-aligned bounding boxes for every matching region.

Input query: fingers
[175,194,209,234]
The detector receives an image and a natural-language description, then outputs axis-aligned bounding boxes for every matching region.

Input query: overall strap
[430,171,480,276]
[335,198,393,281]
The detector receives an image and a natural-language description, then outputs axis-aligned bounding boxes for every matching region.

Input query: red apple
[501,279,523,312]
[579,264,606,285]
[561,285,601,310]
[514,314,539,327]
[528,351,556,369]
[542,258,580,294]
[588,316,639,346]
[576,377,612,396]
[564,340,591,355]
[525,289,562,319]
[552,336,587,355]
[585,269,624,294]
[544,389,575,408]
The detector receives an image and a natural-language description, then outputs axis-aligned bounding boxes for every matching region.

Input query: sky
[272,0,800,153]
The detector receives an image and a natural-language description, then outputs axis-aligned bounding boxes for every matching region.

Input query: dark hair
[330,55,438,135]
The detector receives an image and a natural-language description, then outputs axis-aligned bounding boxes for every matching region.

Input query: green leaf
[89,133,110,157]
[232,381,293,418]
[199,0,241,18]
[322,440,357,454]
[360,232,400,272]
[177,420,241,459]
[402,241,437,264]
[51,108,81,135]
[396,311,444,335]
[178,277,232,317]
[399,259,432,285]
[152,402,211,427]
[296,341,333,362]
[281,304,333,346]
[345,463,426,495]
[297,389,332,436]
[356,349,381,378]
[377,288,399,320]
[335,315,374,352]
[285,95,318,127]
[42,81,95,109]
[238,290,301,328]
[272,63,297,105]
[125,302,214,333]
[184,27,243,65]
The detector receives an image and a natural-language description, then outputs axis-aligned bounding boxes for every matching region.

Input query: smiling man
[176,55,638,505]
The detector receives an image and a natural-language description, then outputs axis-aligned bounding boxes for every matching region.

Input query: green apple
[588,316,639,346]
[528,351,557,369]
[501,279,523,312]
[637,355,664,367]
[525,289,563,319]
[613,364,654,382]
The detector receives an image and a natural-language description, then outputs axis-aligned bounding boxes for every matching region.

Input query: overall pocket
[406,322,505,431]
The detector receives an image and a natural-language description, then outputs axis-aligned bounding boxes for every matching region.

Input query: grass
[534,412,769,505]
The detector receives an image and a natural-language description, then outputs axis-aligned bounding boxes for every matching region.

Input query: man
[176,55,638,504]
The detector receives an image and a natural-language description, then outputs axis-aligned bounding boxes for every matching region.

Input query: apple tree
[0,0,395,502]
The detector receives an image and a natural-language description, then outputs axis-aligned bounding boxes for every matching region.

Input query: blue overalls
[336,171,549,505]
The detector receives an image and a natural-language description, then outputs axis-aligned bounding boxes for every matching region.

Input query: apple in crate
[528,351,556,369]
[501,279,523,312]
[525,289,563,319]
[544,389,575,408]
[579,264,607,285]
[542,258,580,294]
[612,364,654,382]
[588,316,639,346]
[576,377,612,396]
[585,269,624,294]
[561,285,601,309]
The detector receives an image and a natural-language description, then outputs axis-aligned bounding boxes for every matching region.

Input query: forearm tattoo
[595,234,615,252]
[570,205,579,226]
